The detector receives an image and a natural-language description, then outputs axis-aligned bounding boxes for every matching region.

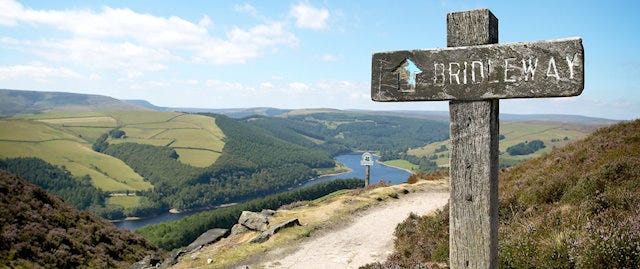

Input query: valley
[0,89,614,222]
[0,89,633,269]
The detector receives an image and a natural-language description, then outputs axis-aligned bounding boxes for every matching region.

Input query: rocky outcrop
[231,223,250,235]
[186,228,230,252]
[237,211,270,231]
[128,252,164,269]
[133,228,230,268]
[250,218,301,243]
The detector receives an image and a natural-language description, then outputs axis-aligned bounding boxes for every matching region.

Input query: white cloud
[0,0,299,72]
[288,82,310,93]
[290,3,330,30]
[198,15,213,28]
[0,64,81,81]
[319,53,341,62]
[234,3,258,17]
[260,82,274,89]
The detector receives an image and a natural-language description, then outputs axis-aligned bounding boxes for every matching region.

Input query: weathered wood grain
[371,37,583,101]
[447,9,499,269]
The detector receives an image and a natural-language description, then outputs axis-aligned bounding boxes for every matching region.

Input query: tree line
[101,114,337,217]
[137,178,363,250]
[0,157,107,212]
[506,139,546,155]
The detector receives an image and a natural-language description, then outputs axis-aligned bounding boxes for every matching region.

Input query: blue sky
[1,0,638,120]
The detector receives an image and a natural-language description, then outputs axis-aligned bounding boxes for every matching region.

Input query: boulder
[230,223,250,235]
[128,252,163,269]
[250,218,301,243]
[260,209,277,217]
[161,249,186,268]
[186,228,230,253]
[238,211,269,231]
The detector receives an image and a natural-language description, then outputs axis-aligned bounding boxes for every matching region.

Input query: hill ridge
[0,89,148,117]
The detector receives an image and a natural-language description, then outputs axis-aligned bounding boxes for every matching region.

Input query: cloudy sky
[1,0,639,120]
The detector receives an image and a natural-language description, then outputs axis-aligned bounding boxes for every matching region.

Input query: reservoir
[115,153,411,230]
[301,153,411,188]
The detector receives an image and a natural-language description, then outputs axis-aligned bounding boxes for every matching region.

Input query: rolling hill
[0,89,147,117]
[402,120,607,169]
[0,89,617,222]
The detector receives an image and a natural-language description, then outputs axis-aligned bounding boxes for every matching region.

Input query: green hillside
[20,110,226,168]
[246,111,450,154]
[0,119,151,192]
[404,121,602,169]
[0,110,226,213]
[377,119,640,268]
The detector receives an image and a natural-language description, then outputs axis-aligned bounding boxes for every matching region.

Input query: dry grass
[173,178,448,269]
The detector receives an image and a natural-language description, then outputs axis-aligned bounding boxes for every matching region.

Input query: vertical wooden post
[447,9,499,269]
[365,165,370,187]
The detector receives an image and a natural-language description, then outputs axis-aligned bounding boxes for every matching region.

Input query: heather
[0,170,160,268]
[377,119,640,268]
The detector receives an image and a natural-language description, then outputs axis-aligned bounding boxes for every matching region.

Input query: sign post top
[360,152,374,166]
[371,37,584,102]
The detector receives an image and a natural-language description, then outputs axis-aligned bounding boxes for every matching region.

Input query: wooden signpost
[370,9,583,268]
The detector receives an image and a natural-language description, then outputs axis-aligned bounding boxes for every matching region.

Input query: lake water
[301,153,412,188]
[115,153,411,230]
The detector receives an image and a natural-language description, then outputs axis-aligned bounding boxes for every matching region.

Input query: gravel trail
[252,189,449,269]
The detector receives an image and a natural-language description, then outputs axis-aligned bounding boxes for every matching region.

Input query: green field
[0,119,151,192]
[106,112,225,167]
[382,159,418,171]
[406,121,602,168]
[0,110,227,207]
[107,195,142,209]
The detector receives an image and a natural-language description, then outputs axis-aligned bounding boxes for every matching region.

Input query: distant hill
[378,119,640,268]
[124,99,170,111]
[0,169,161,268]
[178,107,292,118]
[0,89,148,117]
[499,113,618,124]
[351,109,617,125]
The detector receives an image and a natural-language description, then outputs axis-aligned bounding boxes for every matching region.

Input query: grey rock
[230,223,250,235]
[250,218,301,243]
[128,252,163,269]
[161,249,186,268]
[260,209,277,217]
[186,228,230,252]
[238,211,269,231]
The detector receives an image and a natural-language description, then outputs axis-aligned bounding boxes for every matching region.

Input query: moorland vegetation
[372,119,640,268]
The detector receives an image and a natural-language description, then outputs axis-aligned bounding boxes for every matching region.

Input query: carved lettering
[449,62,461,85]
[546,57,559,81]
[424,55,579,87]
[463,62,468,84]
[471,61,484,84]
[565,53,579,80]
[503,58,517,82]
[521,57,538,81]
[372,37,583,101]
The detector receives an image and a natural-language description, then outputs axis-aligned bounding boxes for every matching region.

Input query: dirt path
[251,189,449,269]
